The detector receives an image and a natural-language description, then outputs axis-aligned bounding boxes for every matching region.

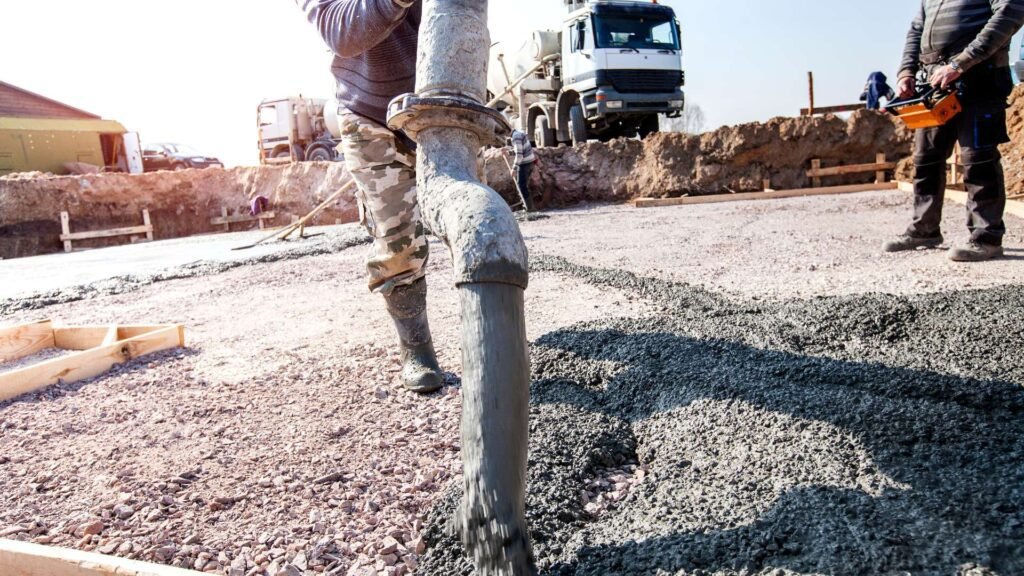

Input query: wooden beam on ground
[0,325,185,403]
[0,320,55,363]
[897,180,1024,219]
[799,103,864,116]
[0,538,202,576]
[635,182,898,209]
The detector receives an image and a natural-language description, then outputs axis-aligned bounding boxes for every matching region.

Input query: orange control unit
[887,89,963,130]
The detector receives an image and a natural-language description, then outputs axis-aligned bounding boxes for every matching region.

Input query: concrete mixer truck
[488,0,685,147]
[257,96,343,164]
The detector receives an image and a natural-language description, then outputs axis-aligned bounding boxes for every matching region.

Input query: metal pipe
[388,0,535,573]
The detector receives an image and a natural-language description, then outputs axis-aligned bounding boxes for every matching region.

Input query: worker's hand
[929,64,962,91]
[897,76,916,99]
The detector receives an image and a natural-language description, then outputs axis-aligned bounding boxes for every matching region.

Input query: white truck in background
[488,0,685,147]
[257,97,343,164]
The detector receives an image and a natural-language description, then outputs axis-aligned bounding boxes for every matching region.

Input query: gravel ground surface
[419,256,1024,575]
[526,191,1024,300]
[0,238,649,576]
[1,190,1022,576]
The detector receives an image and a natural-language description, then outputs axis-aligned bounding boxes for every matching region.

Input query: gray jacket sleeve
[952,0,1024,71]
[296,0,412,59]
[899,2,925,79]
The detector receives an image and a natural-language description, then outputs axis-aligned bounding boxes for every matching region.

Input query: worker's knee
[960,145,1001,167]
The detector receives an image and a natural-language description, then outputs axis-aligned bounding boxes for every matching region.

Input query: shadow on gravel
[417,257,1024,576]
[531,328,1024,575]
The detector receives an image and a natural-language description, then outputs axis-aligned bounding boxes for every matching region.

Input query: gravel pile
[417,256,1024,575]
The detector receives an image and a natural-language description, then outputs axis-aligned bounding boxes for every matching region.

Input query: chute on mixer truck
[488,0,685,147]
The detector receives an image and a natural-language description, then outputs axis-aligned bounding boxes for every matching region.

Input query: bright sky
[3,1,1022,167]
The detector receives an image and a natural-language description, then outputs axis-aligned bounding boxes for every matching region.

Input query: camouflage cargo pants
[337,109,429,294]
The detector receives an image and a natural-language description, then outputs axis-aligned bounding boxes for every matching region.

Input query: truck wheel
[534,115,556,148]
[569,104,588,146]
[271,148,291,159]
[305,146,334,162]
[638,115,660,140]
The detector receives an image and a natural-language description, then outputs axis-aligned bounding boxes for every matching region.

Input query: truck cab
[558,0,685,143]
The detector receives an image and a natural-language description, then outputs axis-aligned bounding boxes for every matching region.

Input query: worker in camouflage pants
[298,0,443,394]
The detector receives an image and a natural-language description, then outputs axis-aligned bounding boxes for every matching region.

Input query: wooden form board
[897,180,1024,219]
[0,321,185,403]
[809,154,891,188]
[59,210,154,253]
[800,103,864,116]
[0,538,202,576]
[635,182,898,209]
[211,208,275,232]
[0,320,55,363]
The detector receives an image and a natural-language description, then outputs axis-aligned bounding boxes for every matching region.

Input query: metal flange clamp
[386,93,511,147]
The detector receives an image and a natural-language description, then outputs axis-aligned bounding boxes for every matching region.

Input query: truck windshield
[593,13,680,51]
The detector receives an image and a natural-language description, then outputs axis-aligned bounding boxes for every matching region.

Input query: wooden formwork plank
[0,538,201,576]
[0,320,55,363]
[897,181,1024,219]
[52,326,181,351]
[0,325,184,403]
[210,211,276,227]
[58,210,154,252]
[806,161,896,178]
[635,182,898,209]
[60,225,153,242]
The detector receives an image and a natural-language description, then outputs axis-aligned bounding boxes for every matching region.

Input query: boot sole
[948,246,1004,262]
[882,238,944,253]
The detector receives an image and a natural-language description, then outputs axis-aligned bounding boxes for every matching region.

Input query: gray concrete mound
[417,256,1024,575]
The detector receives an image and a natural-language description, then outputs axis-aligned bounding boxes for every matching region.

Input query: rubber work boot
[383,278,444,393]
[881,233,944,253]
[948,241,1004,262]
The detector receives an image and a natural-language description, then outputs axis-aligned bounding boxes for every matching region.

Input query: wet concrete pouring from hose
[417,255,1024,575]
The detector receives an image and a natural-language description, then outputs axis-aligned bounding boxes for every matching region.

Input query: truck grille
[604,70,683,94]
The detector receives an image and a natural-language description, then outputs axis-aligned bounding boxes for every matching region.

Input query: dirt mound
[2,110,915,260]
[1002,84,1024,195]
[0,163,357,259]
[484,110,913,206]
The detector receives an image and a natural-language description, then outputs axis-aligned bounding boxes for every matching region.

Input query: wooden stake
[811,159,822,188]
[142,209,153,242]
[60,212,72,253]
[875,153,887,184]
[807,71,815,117]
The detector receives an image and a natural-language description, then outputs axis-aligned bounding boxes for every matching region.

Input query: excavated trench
[417,256,1024,575]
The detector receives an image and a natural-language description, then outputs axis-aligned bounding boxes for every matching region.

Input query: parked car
[142,143,223,172]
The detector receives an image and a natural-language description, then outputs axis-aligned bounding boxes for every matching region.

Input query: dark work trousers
[909,64,1013,246]
[517,161,535,211]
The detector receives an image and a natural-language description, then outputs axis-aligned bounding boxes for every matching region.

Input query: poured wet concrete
[417,256,1024,575]
[0,225,370,314]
